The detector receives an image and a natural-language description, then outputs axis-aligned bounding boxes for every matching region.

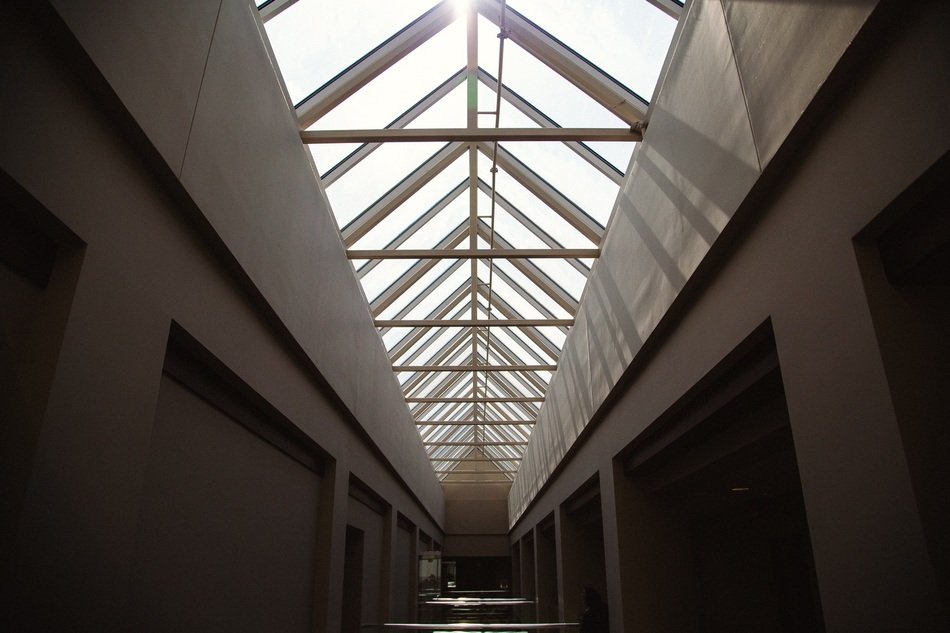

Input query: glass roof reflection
[260,0,678,482]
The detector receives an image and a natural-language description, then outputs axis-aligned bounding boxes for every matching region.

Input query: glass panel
[308,20,467,130]
[362,259,417,303]
[265,0,449,104]
[328,141,447,228]
[499,37,627,127]
[502,141,618,225]
[505,0,677,101]
[377,264,469,320]
[258,0,681,460]
[309,143,362,179]
[353,155,469,249]
[405,83,469,129]
[529,257,587,302]
[585,140,637,174]
[478,152,594,248]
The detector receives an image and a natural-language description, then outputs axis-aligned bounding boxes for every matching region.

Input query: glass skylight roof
[260,0,678,484]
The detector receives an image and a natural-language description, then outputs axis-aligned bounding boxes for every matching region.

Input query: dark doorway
[536,518,558,622]
[442,556,511,593]
[342,526,365,633]
[623,328,824,632]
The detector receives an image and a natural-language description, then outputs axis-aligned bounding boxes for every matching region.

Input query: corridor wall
[508,1,949,631]
[0,2,443,630]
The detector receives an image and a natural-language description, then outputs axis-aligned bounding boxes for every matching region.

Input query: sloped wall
[46,0,443,518]
[509,0,875,524]
[0,2,443,630]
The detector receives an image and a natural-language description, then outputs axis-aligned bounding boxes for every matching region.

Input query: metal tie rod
[347,248,600,260]
[301,127,641,144]
[415,420,536,425]
[425,441,528,446]
[395,364,557,372]
[430,457,521,462]
[407,396,544,403]
[377,319,572,327]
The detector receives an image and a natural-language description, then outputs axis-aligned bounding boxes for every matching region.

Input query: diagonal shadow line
[646,108,760,217]
[637,150,721,246]
[623,197,688,293]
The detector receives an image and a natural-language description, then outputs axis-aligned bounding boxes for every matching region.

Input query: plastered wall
[0,2,443,630]
[507,0,949,631]
[42,0,444,517]
[510,0,877,524]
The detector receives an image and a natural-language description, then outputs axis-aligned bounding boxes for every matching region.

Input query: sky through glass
[261,0,678,483]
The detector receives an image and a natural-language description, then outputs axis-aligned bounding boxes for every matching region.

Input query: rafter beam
[377,319,572,327]
[349,248,600,260]
[296,1,458,127]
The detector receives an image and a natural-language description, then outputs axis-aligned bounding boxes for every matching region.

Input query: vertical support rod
[466,1,480,437]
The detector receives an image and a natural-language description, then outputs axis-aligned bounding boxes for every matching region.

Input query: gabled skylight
[259,0,678,485]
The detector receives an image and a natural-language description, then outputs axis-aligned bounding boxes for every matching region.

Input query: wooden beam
[348,248,600,260]
[415,420,536,425]
[430,456,522,462]
[395,365,556,372]
[296,2,457,127]
[477,0,649,124]
[407,396,544,403]
[436,470,519,474]
[377,319,572,327]
[301,127,641,144]
[437,480,516,485]
[425,441,528,447]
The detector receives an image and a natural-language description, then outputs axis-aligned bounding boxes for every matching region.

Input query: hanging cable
[480,0,514,474]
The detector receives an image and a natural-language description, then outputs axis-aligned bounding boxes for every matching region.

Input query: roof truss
[259,0,677,481]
